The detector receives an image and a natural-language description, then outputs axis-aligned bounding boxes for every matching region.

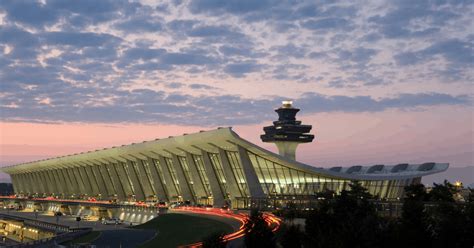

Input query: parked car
[101,218,122,225]
[81,215,92,221]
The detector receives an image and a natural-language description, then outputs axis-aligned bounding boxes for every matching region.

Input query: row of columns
[9,146,264,207]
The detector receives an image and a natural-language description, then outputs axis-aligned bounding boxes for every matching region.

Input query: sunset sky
[0,0,473,181]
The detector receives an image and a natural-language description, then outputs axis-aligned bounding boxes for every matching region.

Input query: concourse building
[0,102,448,209]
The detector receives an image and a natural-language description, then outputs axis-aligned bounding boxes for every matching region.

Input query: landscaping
[133,213,233,248]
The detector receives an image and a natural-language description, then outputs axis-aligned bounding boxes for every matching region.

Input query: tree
[202,232,227,248]
[244,209,275,248]
[429,180,456,202]
[305,181,384,248]
[399,184,431,248]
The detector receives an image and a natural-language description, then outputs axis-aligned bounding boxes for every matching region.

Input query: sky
[0,0,473,181]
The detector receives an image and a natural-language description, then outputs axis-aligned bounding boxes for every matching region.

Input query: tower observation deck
[260,100,314,160]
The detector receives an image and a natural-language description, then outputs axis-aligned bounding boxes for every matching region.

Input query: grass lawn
[133,213,233,248]
[61,230,101,245]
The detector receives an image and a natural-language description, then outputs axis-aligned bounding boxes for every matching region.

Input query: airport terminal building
[0,102,448,209]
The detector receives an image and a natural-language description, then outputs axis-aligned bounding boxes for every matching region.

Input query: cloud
[42,31,122,47]
[224,61,263,77]
[395,39,473,66]
[1,88,469,126]
[0,0,472,127]
[301,18,351,30]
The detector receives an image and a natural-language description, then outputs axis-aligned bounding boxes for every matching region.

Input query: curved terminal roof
[0,127,448,180]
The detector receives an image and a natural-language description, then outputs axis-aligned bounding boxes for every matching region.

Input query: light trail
[174,207,281,248]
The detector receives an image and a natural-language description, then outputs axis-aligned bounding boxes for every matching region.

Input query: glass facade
[225,151,249,197]
[208,153,228,196]
[177,156,196,199]
[164,157,181,197]
[141,160,156,196]
[192,155,211,196]
[6,146,427,208]
[247,151,410,200]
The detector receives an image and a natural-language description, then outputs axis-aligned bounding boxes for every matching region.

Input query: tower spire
[260,100,314,160]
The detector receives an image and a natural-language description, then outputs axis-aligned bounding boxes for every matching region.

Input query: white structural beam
[146,156,168,201]
[237,145,265,198]
[158,156,178,199]
[217,148,242,199]
[104,163,125,200]
[171,154,195,203]
[185,152,207,198]
[125,160,146,201]
[200,150,225,207]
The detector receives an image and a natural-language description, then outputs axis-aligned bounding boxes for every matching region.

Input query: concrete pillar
[25,172,36,195]
[218,148,242,199]
[14,174,23,194]
[89,163,109,199]
[237,145,265,198]
[106,163,126,201]
[171,154,195,203]
[9,174,19,194]
[185,152,207,198]
[115,162,134,198]
[146,157,168,201]
[37,171,49,195]
[82,165,100,196]
[51,169,66,195]
[64,167,80,195]
[126,160,145,201]
[201,151,225,207]
[46,170,60,195]
[274,141,300,160]
[32,172,46,195]
[57,168,72,196]
[135,159,155,198]
[77,166,95,196]
[158,156,178,199]
[38,171,51,194]
[71,166,88,194]
[98,164,116,198]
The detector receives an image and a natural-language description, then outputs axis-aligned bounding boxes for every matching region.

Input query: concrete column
[57,168,72,196]
[135,159,155,198]
[146,157,168,201]
[105,163,126,201]
[84,164,105,198]
[185,152,207,199]
[38,171,51,194]
[32,172,46,195]
[23,173,34,194]
[10,174,19,194]
[201,151,225,207]
[63,167,77,195]
[17,173,28,194]
[237,145,265,198]
[158,156,178,199]
[218,148,242,199]
[126,160,146,201]
[98,164,116,198]
[9,174,19,194]
[114,162,134,198]
[13,174,25,194]
[46,170,60,195]
[71,166,88,194]
[172,154,195,203]
[64,167,80,195]
[89,163,109,198]
[30,172,44,194]
[53,169,68,195]
[78,166,96,196]
[83,165,100,196]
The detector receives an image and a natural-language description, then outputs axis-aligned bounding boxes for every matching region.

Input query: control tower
[261,100,314,160]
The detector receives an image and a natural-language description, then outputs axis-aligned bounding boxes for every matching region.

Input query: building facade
[1,127,448,209]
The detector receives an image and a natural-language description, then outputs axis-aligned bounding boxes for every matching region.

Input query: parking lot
[0,209,130,231]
